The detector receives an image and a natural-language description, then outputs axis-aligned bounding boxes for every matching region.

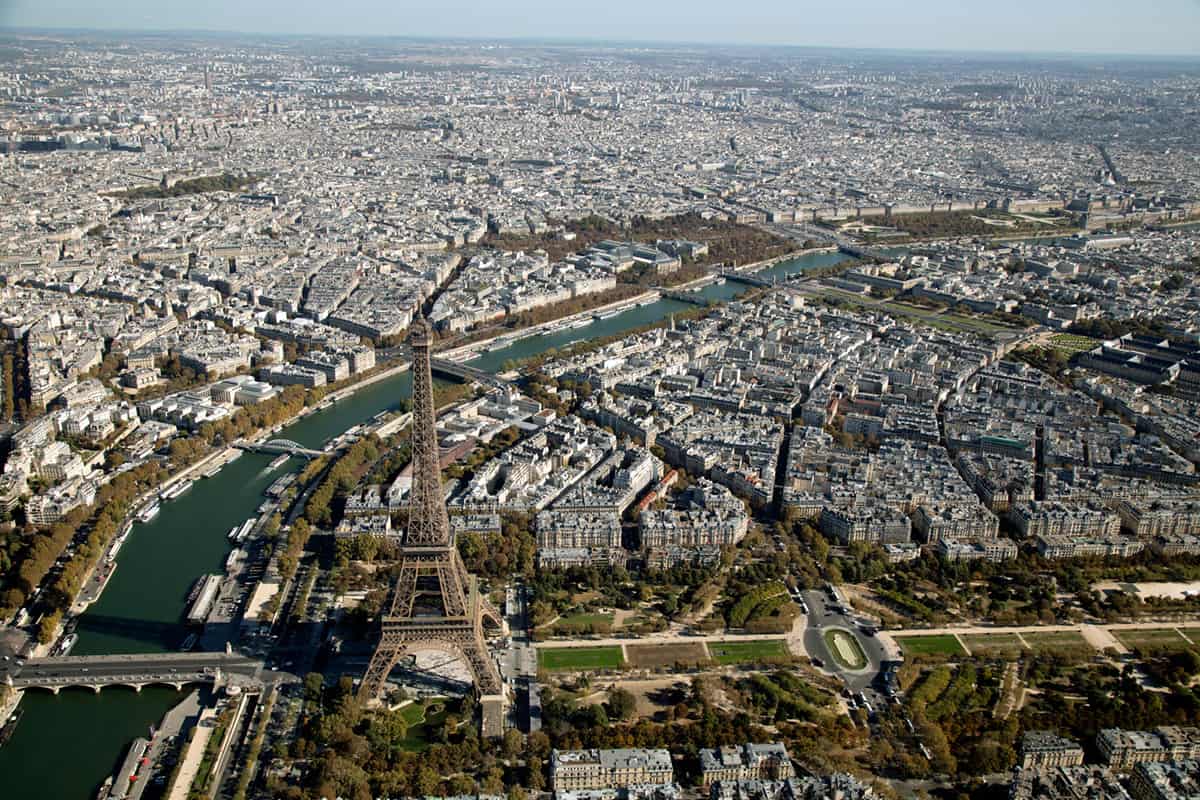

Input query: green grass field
[881,300,936,317]
[625,642,709,668]
[815,288,875,304]
[810,289,1019,339]
[873,301,1016,337]
[1048,333,1099,355]
[554,612,614,627]
[397,701,447,752]
[884,301,933,313]
[1113,628,1194,653]
[824,629,868,670]
[1022,630,1092,651]
[707,640,791,665]
[894,634,966,656]
[399,702,428,726]
[538,646,625,671]
[962,633,1026,658]
[943,313,1018,333]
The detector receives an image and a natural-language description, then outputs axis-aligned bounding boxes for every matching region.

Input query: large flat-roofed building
[551,749,674,792]
[1020,732,1085,770]
[914,503,1000,543]
[699,743,795,787]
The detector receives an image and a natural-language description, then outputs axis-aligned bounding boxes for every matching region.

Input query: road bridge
[4,652,279,694]
[834,235,892,262]
[429,357,512,388]
[716,268,777,288]
[236,439,326,459]
[656,288,710,306]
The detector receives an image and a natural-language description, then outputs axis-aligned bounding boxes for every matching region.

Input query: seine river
[0,250,848,799]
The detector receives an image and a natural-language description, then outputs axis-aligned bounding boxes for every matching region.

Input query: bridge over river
[236,438,327,459]
[429,357,514,388]
[4,652,291,694]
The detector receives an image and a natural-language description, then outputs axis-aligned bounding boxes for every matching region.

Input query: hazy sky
[3,0,1199,57]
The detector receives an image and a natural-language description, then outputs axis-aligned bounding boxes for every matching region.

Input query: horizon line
[3,23,1200,62]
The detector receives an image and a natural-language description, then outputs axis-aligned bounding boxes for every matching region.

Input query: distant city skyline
[3,0,1200,58]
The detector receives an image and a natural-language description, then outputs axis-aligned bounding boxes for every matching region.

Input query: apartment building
[1129,760,1200,800]
[1097,727,1200,769]
[550,749,674,792]
[1020,732,1085,770]
[1010,501,1121,540]
[699,743,795,787]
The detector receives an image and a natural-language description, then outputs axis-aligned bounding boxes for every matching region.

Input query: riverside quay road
[0,250,849,800]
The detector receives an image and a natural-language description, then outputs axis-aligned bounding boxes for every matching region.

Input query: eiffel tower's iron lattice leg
[388,558,419,617]
[360,643,405,701]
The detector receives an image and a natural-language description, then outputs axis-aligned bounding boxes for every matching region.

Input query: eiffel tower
[359,316,506,735]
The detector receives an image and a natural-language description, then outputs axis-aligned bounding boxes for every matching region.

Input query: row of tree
[0,384,318,621]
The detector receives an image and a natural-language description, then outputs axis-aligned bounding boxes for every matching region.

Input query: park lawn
[815,291,1010,338]
[824,629,868,670]
[1022,630,1092,652]
[707,640,790,665]
[881,301,935,318]
[1049,333,1099,355]
[618,614,651,629]
[894,634,966,656]
[962,633,1026,658]
[815,288,875,305]
[398,702,428,726]
[1113,628,1194,652]
[625,642,709,668]
[878,303,1011,337]
[397,701,447,752]
[920,312,1015,337]
[942,313,1018,333]
[555,612,614,627]
[887,301,939,314]
[538,646,625,671]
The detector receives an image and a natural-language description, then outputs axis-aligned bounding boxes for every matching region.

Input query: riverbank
[0,689,20,728]
[321,360,412,406]
[33,363,421,663]
[438,288,662,362]
[438,246,831,362]
[730,246,839,273]
[14,444,255,666]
